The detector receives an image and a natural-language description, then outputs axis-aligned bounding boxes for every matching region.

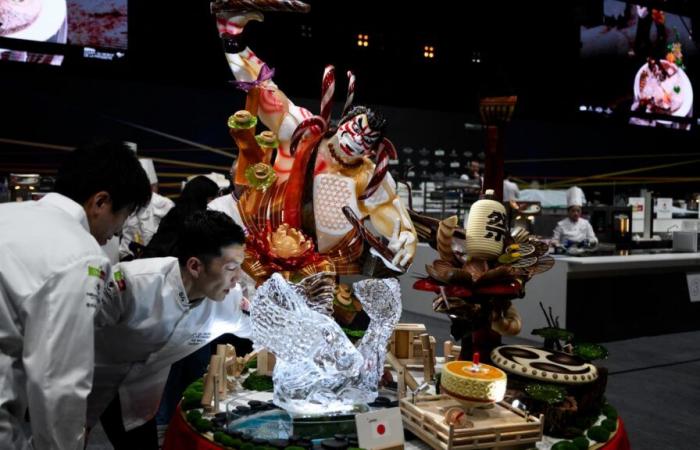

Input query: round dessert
[490,345,598,385]
[440,361,507,404]
[0,0,41,36]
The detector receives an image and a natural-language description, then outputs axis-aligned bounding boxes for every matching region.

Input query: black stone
[235,405,251,413]
[268,439,290,448]
[252,438,269,445]
[296,438,313,448]
[227,430,243,438]
[374,396,391,405]
[248,400,265,408]
[212,418,226,427]
[321,438,348,450]
[334,434,347,441]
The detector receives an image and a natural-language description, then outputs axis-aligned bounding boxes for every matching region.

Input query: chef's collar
[39,193,90,233]
[186,297,206,308]
[176,288,205,309]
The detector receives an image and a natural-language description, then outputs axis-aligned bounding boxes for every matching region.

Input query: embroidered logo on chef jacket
[86,273,106,310]
[187,332,212,346]
[88,265,107,280]
[114,270,126,291]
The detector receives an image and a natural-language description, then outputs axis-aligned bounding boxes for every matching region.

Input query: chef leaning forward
[87,210,252,449]
[0,141,152,450]
[552,186,599,248]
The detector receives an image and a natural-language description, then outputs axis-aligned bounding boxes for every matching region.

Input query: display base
[401,394,543,450]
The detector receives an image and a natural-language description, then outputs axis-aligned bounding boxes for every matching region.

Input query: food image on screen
[578,1,697,130]
[67,0,127,51]
[0,0,66,43]
[0,0,42,36]
[0,0,126,62]
[631,57,693,122]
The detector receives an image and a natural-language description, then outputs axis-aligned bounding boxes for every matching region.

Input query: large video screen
[0,0,127,65]
[579,1,697,130]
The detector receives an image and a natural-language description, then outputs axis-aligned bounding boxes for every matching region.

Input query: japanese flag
[356,407,404,450]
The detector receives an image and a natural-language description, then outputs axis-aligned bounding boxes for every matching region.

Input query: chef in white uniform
[503,174,520,202]
[207,164,256,298]
[552,186,598,248]
[119,158,175,260]
[0,141,151,450]
[88,210,251,449]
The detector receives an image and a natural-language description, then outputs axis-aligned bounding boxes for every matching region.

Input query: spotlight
[357,34,369,47]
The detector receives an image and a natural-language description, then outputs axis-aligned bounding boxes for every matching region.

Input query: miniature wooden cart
[400,395,543,450]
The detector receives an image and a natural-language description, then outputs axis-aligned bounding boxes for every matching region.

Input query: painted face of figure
[337,113,381,158]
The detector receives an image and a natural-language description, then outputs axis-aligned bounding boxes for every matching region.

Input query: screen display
[0,0,127,65]
[578,1,697,130]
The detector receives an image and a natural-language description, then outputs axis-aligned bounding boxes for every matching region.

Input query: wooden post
[257,349,276,376]
[395,330,409,359]
[420,333,435,381]
[217,345,227,396]
[386,351,418,398]
[479,96,517,202]
[201,355,222,409]
[444,340,454,362]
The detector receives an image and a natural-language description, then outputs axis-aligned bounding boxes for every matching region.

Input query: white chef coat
[208,194,244,229]
[503,179,520,202]
[102,236,120,265]
[0,193,110,450]
[88,257,251,431]
[552,217,598,245]
[119,193,174,260]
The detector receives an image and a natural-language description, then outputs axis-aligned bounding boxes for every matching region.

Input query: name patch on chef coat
[86,276,104,310]
[88,265,107,280]
[187,332,212,346]
[114,270,126,291]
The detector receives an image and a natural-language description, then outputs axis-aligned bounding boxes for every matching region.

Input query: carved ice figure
[251,273,401,415]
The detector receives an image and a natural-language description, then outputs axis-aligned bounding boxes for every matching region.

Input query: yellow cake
[440,361,507,404]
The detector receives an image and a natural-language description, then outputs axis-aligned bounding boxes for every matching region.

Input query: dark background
[2,0,700,201]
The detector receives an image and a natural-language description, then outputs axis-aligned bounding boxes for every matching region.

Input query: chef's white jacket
[0,193,110,450]
[119,193,174,259]
[503,179,520,202]
[552,217,598,245]
[88,257,251,431]
[208,194,244,229]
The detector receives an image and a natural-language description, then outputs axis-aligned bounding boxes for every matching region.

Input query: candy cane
[341,70,356,118]
[289,116,326,156]
[211,0,311,14]
[320,65,335,124]
[359,137,397,200]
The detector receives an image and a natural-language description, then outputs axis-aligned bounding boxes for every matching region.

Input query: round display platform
[491,345,598,384]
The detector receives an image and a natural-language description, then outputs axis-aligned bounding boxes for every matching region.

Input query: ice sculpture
[351,278,402,397]
[251,273,401,415]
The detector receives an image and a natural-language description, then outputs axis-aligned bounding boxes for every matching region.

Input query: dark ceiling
[59,0,584,117]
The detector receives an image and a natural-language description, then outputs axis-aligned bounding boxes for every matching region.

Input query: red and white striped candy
[359,138,397,200]
[341,70,356,118]
[320,65,335,124]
